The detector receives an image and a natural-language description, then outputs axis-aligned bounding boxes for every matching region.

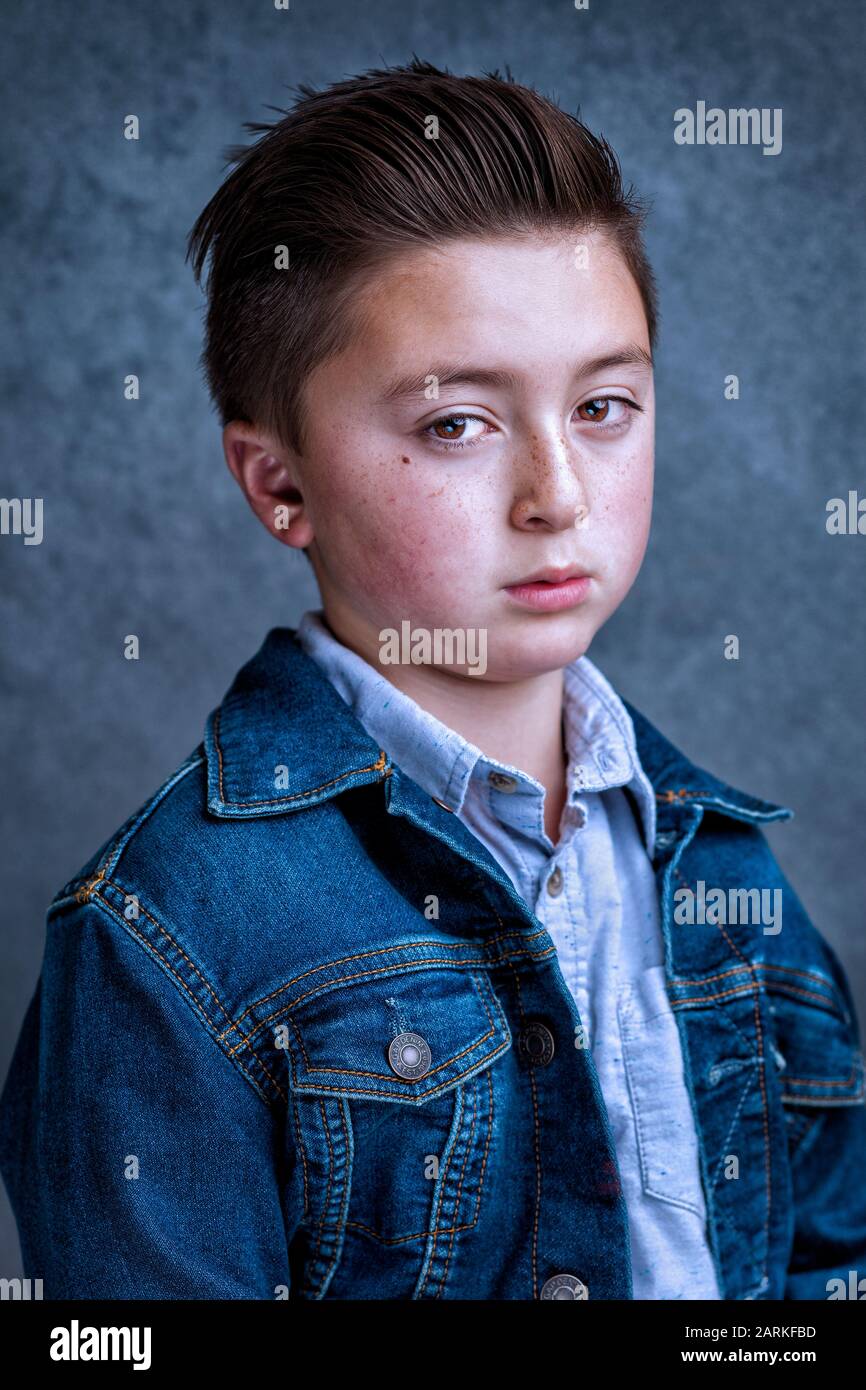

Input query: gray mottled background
[1,0,864,1276]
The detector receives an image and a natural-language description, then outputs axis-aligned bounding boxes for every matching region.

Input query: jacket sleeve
[0,896,302,1299]
[781,925,866,1299]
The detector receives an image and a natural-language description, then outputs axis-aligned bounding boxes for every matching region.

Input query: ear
[221,420,315,552]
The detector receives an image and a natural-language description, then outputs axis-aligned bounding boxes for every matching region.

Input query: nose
[509,432,590,533]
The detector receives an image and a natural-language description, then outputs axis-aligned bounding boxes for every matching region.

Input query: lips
[503,569,592,612]
[506,566,590,587]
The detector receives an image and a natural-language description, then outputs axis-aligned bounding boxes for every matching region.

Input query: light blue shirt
[295,609,722,1300]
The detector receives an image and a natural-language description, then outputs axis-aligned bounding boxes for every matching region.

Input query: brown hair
[187,56,658,458]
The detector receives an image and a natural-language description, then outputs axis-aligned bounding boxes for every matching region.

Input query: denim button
[489,771,518,793]
[546,865,564,896]
[387,1032,431,1080]
[518,1022,555,1066]
[541,1273,588,1299]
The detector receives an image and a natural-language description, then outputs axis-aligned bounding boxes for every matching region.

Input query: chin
[486,620,598,680]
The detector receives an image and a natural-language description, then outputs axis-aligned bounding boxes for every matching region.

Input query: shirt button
[387,1032,431,1080]
[488,771,518,793]
[518,1022,555,1066]
[541,1273,588,1300]
[546,865,564,896]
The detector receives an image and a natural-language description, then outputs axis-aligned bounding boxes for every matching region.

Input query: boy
[1,59,864,1301]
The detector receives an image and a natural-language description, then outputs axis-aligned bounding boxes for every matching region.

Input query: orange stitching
[434,1077,477,1298]
[90,890,284,1105]
[344,1216,479,1244]
[75,869,105,903]
[229,944,553,1057]
[99,878,241,1033]
[337,1062,496,1247]
[288,1039,512,1102]
[220,927,550,1041]
[417,1080,463,1297]
[697,913,769,1290]
[97,884,287,1100]
[214,705,389,807]
[673,961,841,996]
[474,1065,495,1225]
[95,879,286,1102]
[656,788,713,803]
[436,1071,479,1298]
[289,972,499,1083]
[319,1100,352,1291]
[675,981,844,1009]
[784,1058,862,1089]
[311,1096,334,1289]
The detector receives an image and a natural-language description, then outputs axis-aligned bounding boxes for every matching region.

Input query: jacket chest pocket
[767,981,865,1159]
[282,965,511,1297]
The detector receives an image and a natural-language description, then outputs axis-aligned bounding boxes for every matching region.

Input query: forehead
[347,230,648,366]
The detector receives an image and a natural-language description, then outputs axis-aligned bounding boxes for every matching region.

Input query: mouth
[503,566,593,613]
[506,565,590,586]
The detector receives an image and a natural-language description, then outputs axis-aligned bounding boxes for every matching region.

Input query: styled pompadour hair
[187,56,658,458]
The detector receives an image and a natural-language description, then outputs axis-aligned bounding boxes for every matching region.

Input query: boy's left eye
[574,396,641,427]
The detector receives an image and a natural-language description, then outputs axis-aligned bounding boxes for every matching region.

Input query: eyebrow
[377,344,654,404]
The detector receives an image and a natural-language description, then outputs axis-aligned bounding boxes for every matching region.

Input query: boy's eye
[575,396,640,427]
[421,414,489,450]
[578,398,612,422]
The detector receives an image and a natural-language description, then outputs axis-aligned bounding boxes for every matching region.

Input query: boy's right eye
[420,413,491,451]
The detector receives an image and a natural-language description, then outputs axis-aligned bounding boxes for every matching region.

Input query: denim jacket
[1,626,864,1300]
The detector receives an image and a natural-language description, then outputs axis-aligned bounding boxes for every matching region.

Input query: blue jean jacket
[1,627,864,1300]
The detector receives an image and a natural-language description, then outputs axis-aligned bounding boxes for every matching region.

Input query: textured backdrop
[1,0,864,1275]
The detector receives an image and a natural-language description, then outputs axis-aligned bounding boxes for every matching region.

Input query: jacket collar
[204,626,792,829]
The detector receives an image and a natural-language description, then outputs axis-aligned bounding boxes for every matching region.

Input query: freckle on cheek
[400,455,411,464]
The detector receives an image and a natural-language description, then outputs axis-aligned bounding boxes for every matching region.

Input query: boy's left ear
[221,420,315,551]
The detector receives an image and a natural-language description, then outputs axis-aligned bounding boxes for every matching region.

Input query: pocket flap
[283,967,511,1103]
[769,990,865,1106]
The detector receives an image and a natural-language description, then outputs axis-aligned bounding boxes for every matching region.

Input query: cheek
[315,453,480,598]
[592,453,653,594]
[593,455,654,570]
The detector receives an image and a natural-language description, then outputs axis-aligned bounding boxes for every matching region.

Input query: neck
[319,609,570,836]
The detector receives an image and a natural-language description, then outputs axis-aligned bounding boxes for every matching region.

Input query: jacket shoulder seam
[57,885,286,1112]
[55,748,206,908]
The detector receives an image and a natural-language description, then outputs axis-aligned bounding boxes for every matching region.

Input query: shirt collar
[295,608,658,854]
[201,624,793,839]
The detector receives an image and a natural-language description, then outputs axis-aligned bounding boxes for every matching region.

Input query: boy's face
[235,230,655,682]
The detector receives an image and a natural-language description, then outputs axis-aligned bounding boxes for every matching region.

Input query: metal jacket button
[488,771,518,792]
[387,1032,432,1080]
[541,1273,588,1299]
[518,1022,555,1066]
